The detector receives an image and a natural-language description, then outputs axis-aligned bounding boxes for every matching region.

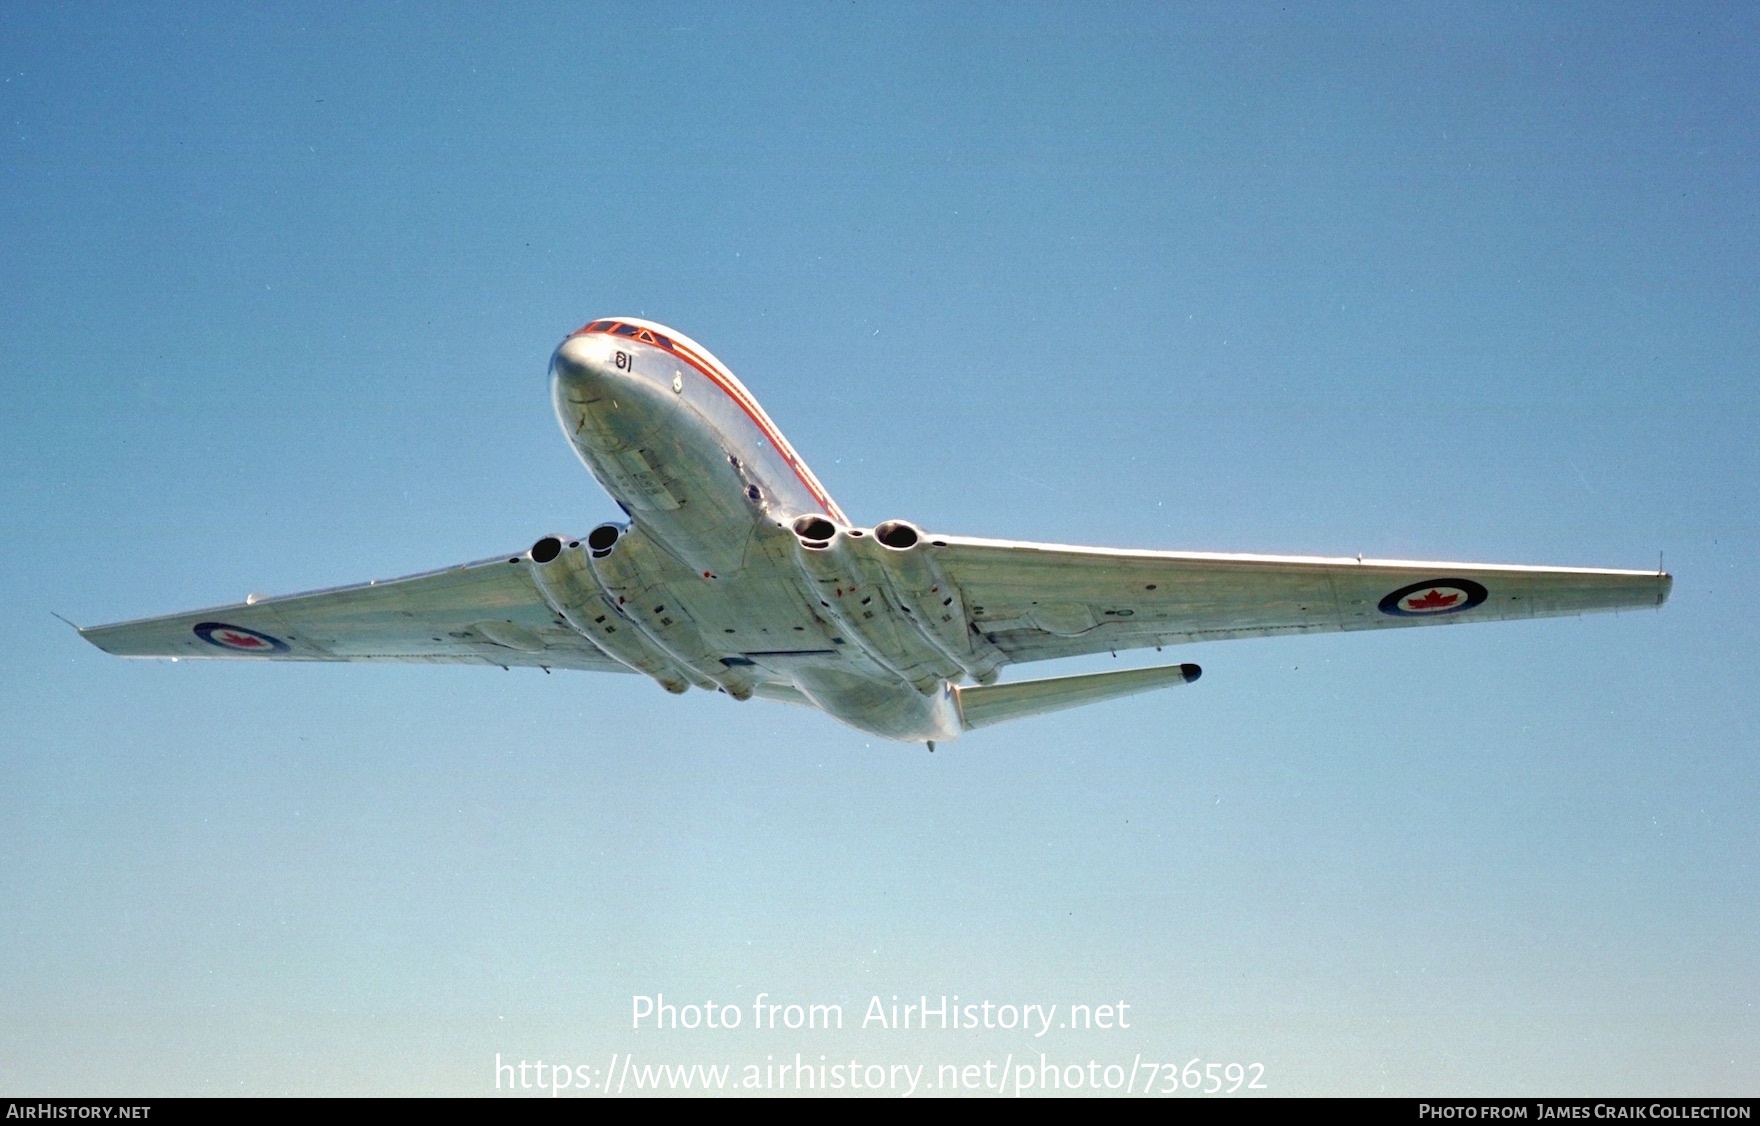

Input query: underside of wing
[928,535,1672,666]
[78,551,634,674]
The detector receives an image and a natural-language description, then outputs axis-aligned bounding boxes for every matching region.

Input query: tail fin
[953,662,1201,731]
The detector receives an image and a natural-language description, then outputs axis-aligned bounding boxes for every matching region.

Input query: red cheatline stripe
[573,322,848,523]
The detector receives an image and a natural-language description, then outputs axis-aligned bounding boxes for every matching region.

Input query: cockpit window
[573,320,671,349]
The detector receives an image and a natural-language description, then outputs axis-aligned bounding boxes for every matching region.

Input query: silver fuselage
[549,318,967,742]
[77,319,1661,742]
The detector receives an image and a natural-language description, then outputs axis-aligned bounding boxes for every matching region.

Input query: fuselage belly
[76,317,1661,744]
[549,319,964,743]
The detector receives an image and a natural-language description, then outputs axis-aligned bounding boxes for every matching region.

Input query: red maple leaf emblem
[1404,589,1460,611]
[219,632,265,647]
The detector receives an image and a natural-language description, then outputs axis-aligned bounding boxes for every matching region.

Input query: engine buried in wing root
[76,316,1673,745]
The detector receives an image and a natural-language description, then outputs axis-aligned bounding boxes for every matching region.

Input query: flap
[926,535,1671,665]
[79,551,633,674]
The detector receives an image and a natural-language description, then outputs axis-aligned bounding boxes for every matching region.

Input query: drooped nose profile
[79,312,1675,749]
[550,330,676,455]
[550,332,613,397]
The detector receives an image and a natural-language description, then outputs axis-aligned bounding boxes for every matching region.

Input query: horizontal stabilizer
[954,662,1201,730]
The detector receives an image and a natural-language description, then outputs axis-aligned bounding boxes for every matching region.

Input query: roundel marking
[193,621,290,653]
[1377,578,1489,618]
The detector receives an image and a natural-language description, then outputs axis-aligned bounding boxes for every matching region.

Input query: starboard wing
[78,551,633,675]
[929,535,1671,666]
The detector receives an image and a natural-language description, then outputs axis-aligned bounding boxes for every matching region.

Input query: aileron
[79,551,632,675]
[78,316,1672,745]
[934,534,1669,665]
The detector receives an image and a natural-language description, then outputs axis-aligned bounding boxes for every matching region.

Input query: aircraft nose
[551,333,612,395]
[550,329,673,454]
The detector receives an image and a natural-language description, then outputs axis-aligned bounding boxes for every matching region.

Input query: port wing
[930,536,1671,666]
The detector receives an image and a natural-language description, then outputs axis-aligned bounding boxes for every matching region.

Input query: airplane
[78,317,1673,747]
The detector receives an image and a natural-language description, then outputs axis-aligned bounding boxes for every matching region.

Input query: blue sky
[3,3,1755,1096]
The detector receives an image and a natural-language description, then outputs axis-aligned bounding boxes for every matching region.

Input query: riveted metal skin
[79,316,1673,746]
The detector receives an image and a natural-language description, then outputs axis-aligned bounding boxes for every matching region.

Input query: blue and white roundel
[193,621,289,653]
[1378,578,1489,618]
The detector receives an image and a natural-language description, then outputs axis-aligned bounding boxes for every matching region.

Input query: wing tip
[72,622,129,655]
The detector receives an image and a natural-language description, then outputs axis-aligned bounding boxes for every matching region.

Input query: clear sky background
[3,3,1755,1097]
